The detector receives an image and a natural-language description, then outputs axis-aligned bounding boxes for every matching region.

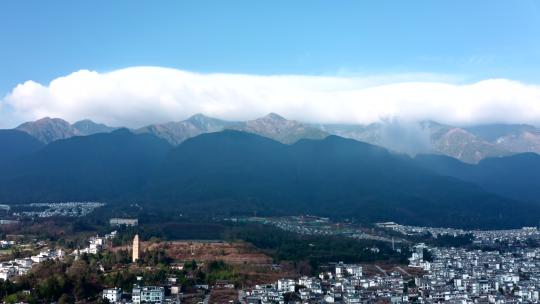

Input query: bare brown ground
[209,289,238,304]
[232,264,298,286]
[148,241,272,265]
[181,292,205,304]
[111,241,296,285]
[111,241,416,285]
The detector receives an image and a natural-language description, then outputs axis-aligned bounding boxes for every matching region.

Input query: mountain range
[8,114,540,163]
[0,129,44,164]
[15,117,117,144]
[0,129,171,201]
[414,153,540,205]
[1,121,540,228]
[142,130,539,228]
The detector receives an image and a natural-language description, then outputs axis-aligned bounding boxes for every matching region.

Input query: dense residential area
[241,242,540,304]
[1,206,540,303]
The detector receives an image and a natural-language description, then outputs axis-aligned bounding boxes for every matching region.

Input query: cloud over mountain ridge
[2,66,540,128]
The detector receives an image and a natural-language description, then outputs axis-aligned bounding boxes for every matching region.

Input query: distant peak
[262,113,286,121]
[186,113,225,127]
[19,117,70,127]
[419,120,444,128]
[189,113,205,118]
[36,117,68,123]
[74,119,95,124]
[187,113,210,121]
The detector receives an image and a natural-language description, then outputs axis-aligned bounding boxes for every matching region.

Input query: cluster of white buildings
[72,230,117,256]
[132,285,165,304]
[0,248,65,281]
[0,240,15,248]
[244,262,415,304]
[245,236,540,304]
[110,218,139,227]
[379,222,540,246]
[241,217,396,244]
[103,287,123,303]
[411,245,540,303]
[16,201,104,218]
[472,227,540,246]
[102,285,174,303]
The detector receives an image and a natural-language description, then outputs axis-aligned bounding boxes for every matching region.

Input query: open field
[153,241,272,265]
[147,241,299,285]
[112,240,299,285]
[209,289,238,304]
[115,241,273,265]
[180,292,206,304]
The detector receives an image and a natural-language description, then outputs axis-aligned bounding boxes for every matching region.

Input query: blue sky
[1,0,540,95]
[2,1,540,128]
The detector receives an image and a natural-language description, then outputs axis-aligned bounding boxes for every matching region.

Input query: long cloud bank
[2,66,540,128]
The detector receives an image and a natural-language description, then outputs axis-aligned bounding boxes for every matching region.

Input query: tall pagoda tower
[132,234,140,263]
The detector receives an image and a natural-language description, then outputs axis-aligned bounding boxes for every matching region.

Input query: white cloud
[1,66,540,128]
